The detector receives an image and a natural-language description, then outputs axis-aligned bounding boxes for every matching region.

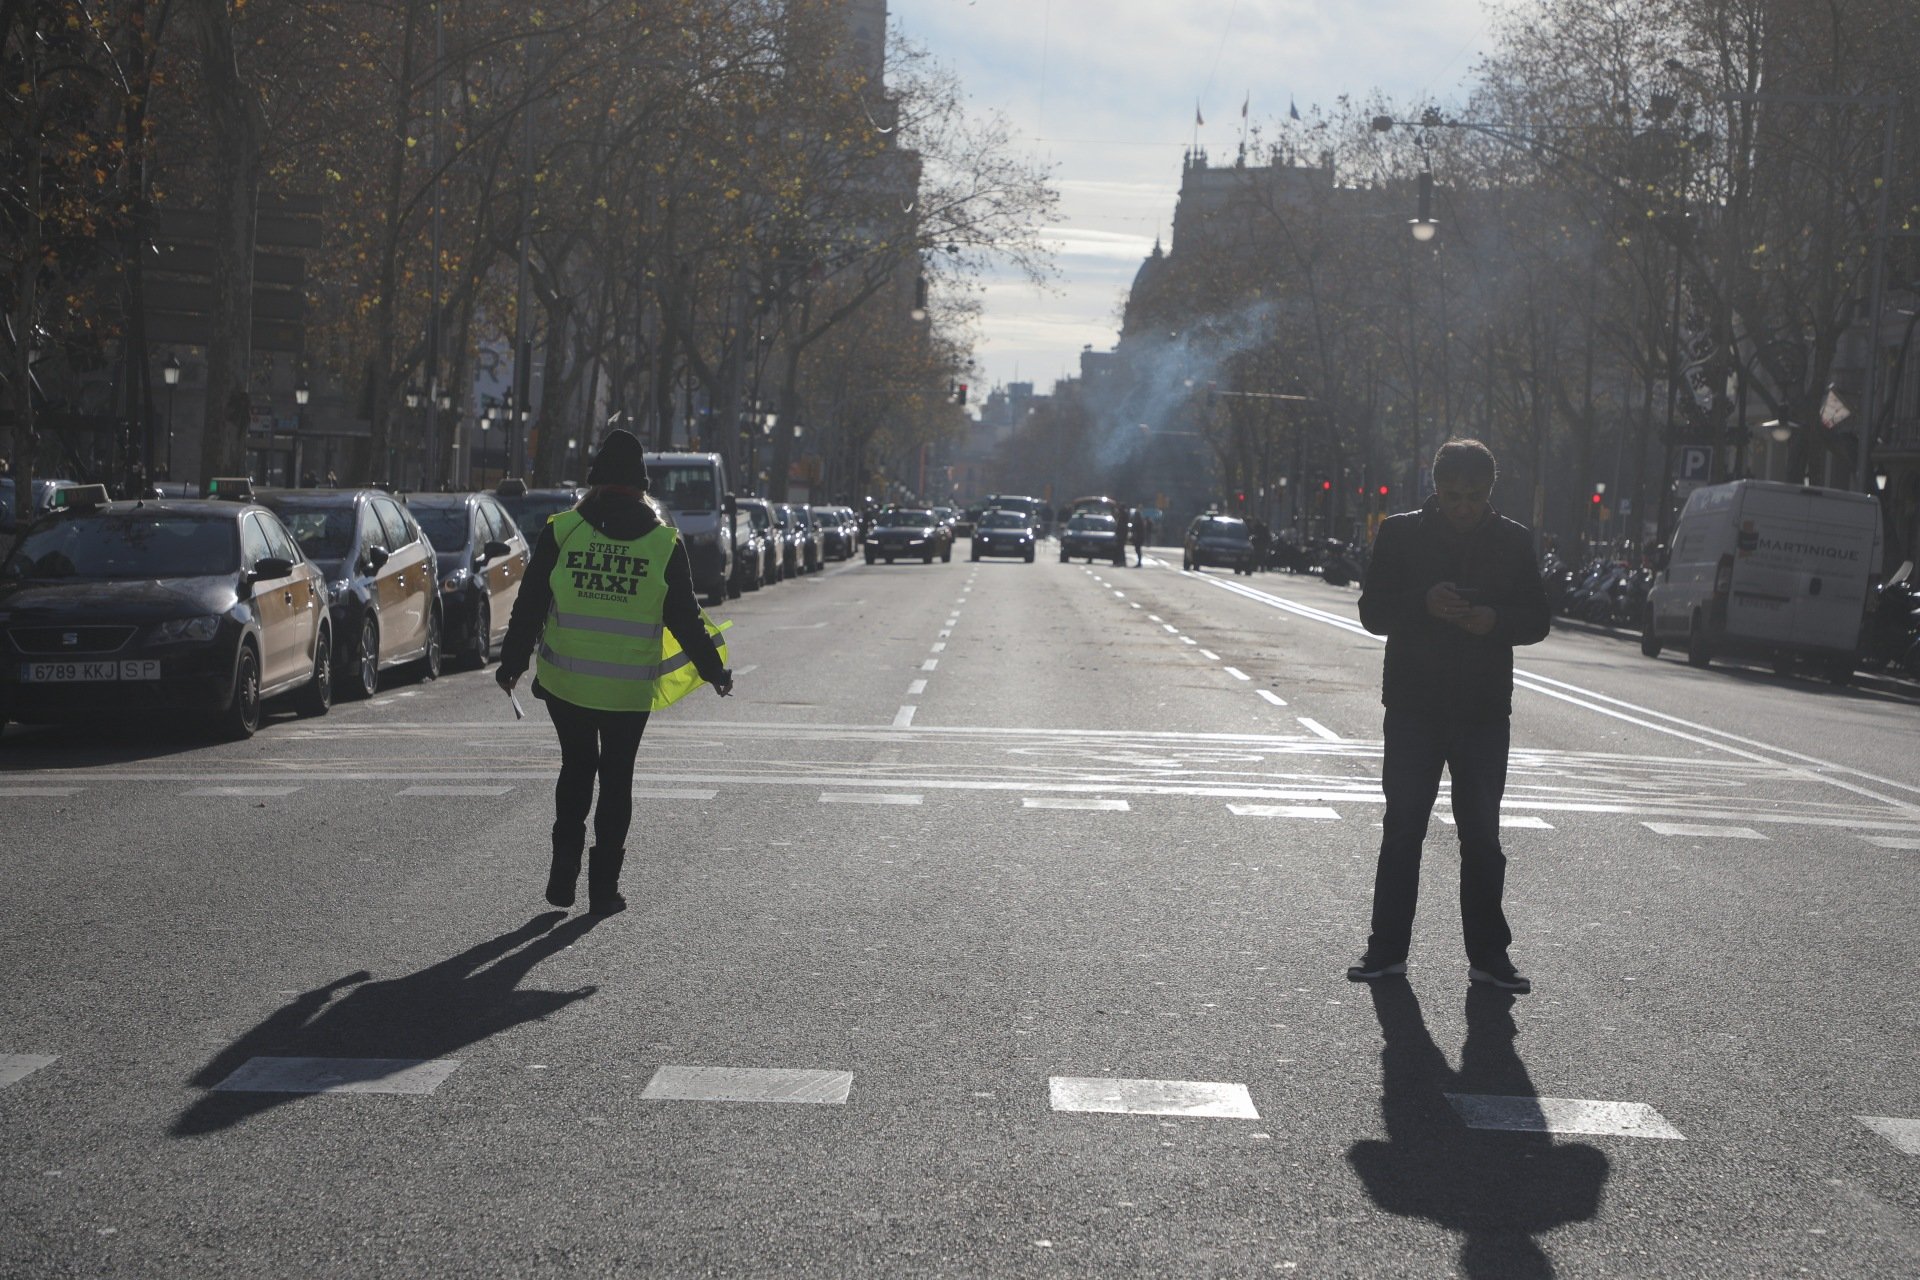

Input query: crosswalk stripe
[1023,797,1130,811]
[188,786,301,797]
[1439,814,1556,830]
[1643,822,1767,839]
[1854,1116,1920,1155]
[1445,1094,1684,1139]
[0,1054,58,1089]
[210,1056,461,1096]
[632,788,719,800]
[1229,804,1341,819]
[398,785,512,796]
[1862,836,1920,850]
[820,793,922,805]
[641,1065,852,1105]
[0,787,83,797]
[1050,1076,1259,1119]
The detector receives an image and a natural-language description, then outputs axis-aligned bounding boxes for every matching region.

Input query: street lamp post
[161,355,181,480]
[293,380,310,485]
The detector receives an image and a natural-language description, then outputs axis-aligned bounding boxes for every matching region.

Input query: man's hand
[1452,606,1496,636]
[713,669,734,698]
[496,670,518,693]
[1426,582,1471,620]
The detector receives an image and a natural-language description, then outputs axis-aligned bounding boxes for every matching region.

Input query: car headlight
[149,615,221,644]
[441,569,471,594]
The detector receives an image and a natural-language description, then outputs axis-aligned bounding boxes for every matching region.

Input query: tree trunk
[366,0,421,486]
[186,0,265,487]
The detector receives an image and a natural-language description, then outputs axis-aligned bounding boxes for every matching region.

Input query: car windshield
[880,509,935,527]
[1068,515,1115,531]
[499,495,577,534]
[408,504,469,551]
[744,505,771,530]
[1197,518,1248,538]
[262,501,356,559]
[652,464,717,512]
[982,512,1028,529]
[2,513,238,580]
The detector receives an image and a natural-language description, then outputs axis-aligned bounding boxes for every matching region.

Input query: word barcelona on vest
[565,542,653,599]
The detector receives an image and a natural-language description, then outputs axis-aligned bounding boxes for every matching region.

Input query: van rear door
[1723,485,1802,648]
[1789,492,1879,652]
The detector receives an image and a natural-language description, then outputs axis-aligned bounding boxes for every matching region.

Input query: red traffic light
[1590,492,1603,504]
[1377,484,1390,496]
[1320,479,1332,492]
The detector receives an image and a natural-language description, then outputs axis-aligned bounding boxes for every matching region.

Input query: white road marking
[930,642,946,652]
[188,786,301,797]
[1643,822,1767,840]
[0,787,82,797]
[733,665,760,676]
[908,680,928,695]
[1862,836,1920,850]
[921,659,938,671]
[1180,636,1197,645]
[1446,1094,1685,1139]
[0,1055,58,1089]
[641,1065,853,1105]
[1256,690,1289,707]
[1050,1076,1259,1119]
[1130,603,1142,609]
[211,1056,461,1095]
[1148,615,1164,623]
[1162,624,1179,634]
[1439,814,1556,830]
[1198,649,1220,661]
[892,705,917,728]
[1228,804,1341,820]
[1113,590,1125,597]
[1855,1116,1920,1155]
[1224,667,1250,681]
[398,785,512,796]
[1297,718,1340,741]
[939,629,952,637]
[821,792,923,806]
[632,788,719,800]
[1023,797,1130,812]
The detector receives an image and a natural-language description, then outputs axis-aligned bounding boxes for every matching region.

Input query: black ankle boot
[545,847,583,909]
[587,846,627,915]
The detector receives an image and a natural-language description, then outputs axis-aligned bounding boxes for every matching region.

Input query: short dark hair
[1431,438,1498,487]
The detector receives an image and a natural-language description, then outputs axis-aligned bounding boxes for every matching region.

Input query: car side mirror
[482,539,511,561]
[363,545,391,572]
[251,555,295,583]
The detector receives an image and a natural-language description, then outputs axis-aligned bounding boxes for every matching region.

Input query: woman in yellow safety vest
[496,429,733,915]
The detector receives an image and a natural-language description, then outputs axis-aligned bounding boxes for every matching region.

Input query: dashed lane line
[1257,690,1289,707]
[642,1065,853,1105]
[188,786,302,797]
[0,1055,57,1089]
[921,659,939,671]
[1445,1094,1685,1140]
[1643,821,1767,840]
[1022,797,1131,812]
[1228,804,1342,820]
[908,679,928,696]
[1050,1076,1260,1120]
[398,785,513,796]
[1863,836,1920,850]
[0,787,83,797]
[1224,667,1250,681]
[211,1056,461,1096]
[1199,649,1220,661]
[1439,813,1556,830]
[1297,718,1340,742]
[821,792,922,805]
[892,706,918,728]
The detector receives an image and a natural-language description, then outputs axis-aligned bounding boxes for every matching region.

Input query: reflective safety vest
[535,512,729,712]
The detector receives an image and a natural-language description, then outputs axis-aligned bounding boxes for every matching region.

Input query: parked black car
[254,487,442,698]
[0,484,333,738]
[735,497,783,585]
[729,507,767,594]
[404,491,530,668]
[493,479,584,546]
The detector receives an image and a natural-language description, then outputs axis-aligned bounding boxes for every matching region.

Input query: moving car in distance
[1183,513,1256,574]
[971,509,1037,562]
[1059,511,1124,565]
[403,491,529,668]
[865,508,951,564]
[0,482,332,738]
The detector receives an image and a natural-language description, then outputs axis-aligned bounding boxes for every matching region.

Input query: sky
[886,0,1517,397]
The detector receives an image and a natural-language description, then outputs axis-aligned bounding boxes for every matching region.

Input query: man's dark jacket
[497,491,728,701]
[1357,499,1551,721]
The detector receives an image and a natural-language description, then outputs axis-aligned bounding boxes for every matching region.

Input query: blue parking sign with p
[1679,446,1712,482]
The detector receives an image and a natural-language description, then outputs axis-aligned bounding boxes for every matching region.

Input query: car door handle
[283,589,295,605]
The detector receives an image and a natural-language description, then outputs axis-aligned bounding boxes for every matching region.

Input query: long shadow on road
[173,911,599,1136]
[1348,981,1609,1279]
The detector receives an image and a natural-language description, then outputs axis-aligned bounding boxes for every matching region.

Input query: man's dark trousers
[1366,708,1514,967]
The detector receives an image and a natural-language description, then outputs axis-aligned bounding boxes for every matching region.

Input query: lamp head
[294,381,310,406]
[163,355,181,386]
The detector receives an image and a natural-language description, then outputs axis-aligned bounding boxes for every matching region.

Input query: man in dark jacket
[496,429,732,915]
[1348,439,1550,993]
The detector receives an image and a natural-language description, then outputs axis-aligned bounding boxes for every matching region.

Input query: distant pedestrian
[1131,510,1149,566]
[1348,439,1550,993]
[496,429,733,916]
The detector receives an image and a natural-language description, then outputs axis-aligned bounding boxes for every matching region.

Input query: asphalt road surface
[3,546,1918,1277]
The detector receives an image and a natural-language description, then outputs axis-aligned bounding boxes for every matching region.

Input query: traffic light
[1589,492,1604,518]
[1320,478,1333,494]
[1235,490,1246,505]
[1378,484,1391,498]
[956,383,968,405]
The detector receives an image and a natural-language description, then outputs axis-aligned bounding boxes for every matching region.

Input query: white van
[1643,480,1883,681]
[643,451,734,606]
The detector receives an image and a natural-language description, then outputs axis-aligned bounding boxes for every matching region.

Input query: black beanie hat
[587,429,649,489]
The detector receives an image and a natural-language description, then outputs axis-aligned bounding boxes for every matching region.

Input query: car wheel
[347,615,380,699]
[1060,550,1069,563]
[971,551,980,561]
[885,556,895,564]
[471,598,493,669]
[942,546,952,563]
[1024,549,1034,563]
[1639,608,1662,658]
[218,643,263,740]
[417,607,443,681]
[295,628,333,717]
[1685,612,1713,669]
[1826,659,1854,686]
